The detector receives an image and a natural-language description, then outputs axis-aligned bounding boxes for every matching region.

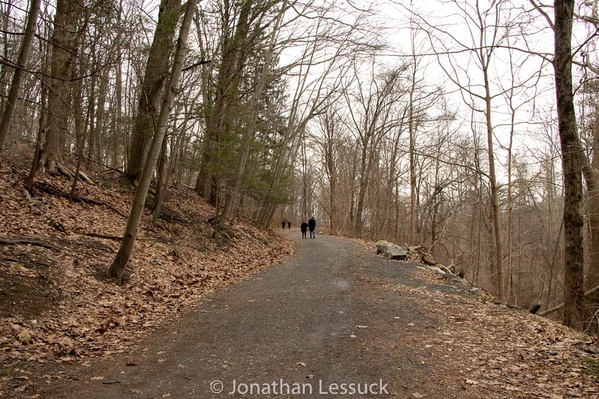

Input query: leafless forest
[1,0,598,330]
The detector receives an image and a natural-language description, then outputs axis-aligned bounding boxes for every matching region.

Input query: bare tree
[0,0,41,152]
[417,0,529,300]
[42,0,88,173]
[125,0,182,181]
[109,0,199,283]
[528,0,587,329]
[313,106,343,234]
[342,64,407,237]
[255,0,372,228]
[553,0,586,328]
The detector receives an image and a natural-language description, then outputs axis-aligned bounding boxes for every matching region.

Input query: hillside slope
[0,152,292,395]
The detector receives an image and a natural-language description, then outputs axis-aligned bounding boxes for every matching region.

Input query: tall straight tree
[0,0,41,152]
[125,0,182,181]
[553,0,585,329]
[42,0,83,173]
[572,4,599,326]
[109,0,199,283]
[530,0,587,328]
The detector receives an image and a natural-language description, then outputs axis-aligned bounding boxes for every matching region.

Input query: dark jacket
[300,222,308,233]
[308,217,316,231]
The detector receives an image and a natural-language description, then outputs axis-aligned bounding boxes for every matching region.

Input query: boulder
[375,241,408,260]
[385,244,408,260]
[17,329,32,344]
[376,240,391,254]
[433,267,469,285]
[422,252,437,266]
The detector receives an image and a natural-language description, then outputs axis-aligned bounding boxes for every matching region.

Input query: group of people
[282,216,316,239]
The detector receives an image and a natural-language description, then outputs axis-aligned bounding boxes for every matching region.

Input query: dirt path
[30,231,592,398]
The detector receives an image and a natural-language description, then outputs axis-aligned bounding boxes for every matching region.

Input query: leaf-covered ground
[0,152,292,396]
[388,269,599,398]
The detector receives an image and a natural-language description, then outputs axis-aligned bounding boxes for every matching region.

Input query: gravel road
[40,230,475,398]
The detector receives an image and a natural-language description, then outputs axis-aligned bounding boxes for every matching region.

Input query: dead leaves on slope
[0,160,293,397]
[386,281,599,398]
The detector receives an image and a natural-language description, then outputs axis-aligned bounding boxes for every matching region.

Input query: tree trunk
[43,0,80,173]
[584,115,599,290]
[125,0,181,181]
[26,83,47,192]
[88,67,108,170]
[354,139,370,237]
[109,0,198,283]
[152,130,169,223]
[483,73,504,301]
[0,0,41,152]
[111,0,124,170]
[196,0,254,207]
[408,76,417,245]
[583,105,599,332]
[215,1,286,226]
[554,0,585,329]
[153,101,194,223]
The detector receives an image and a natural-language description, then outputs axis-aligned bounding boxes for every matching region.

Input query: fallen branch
[35,182,127,218]
[55,162,75,179]
[0,236,60,251]
[538,284,599,316]
[73,230,123,241]
[56,162,94,184]
[77,170,94,185]
[0,256,20,263]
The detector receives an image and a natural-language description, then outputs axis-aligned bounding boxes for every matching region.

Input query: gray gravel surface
[40,230,474,398]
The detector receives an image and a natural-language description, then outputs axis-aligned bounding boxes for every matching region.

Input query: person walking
[308,216,316,239]
[287,221,291,229]
[300,221,308,239]
[282,220,286,229]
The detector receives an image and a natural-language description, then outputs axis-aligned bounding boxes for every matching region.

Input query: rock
[422,253,437,265]
[17,329,32,344]
[434,268,450,278]
[376,241,391,254]
[375,241,408,260]
[437,265,454,275]
[385,244,408,260]
[434,268,469,285]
